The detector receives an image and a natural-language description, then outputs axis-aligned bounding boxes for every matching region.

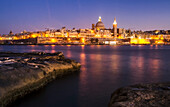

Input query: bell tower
[113,17,117,37]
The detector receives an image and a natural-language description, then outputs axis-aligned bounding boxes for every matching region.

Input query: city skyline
[0,0,170,34]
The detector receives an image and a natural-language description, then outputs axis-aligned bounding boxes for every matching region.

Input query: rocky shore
[0,52,81,107]
[109,83,170,107]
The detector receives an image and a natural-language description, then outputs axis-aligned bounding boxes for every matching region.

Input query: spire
[98,16,102,22]
[113,17,117,25]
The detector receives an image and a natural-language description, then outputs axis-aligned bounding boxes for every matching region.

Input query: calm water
[1,45,170,107]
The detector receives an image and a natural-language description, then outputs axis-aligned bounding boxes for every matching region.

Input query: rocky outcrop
[0,52,81,107]
[109,83,170,107]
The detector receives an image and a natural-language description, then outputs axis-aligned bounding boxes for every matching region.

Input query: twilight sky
[0,0,170,34]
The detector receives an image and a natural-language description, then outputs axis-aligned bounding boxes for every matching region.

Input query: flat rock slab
[109,83,170,107]
[0,52,81,106]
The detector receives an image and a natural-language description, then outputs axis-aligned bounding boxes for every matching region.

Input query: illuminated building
[130,38,150,44]
[67,28,79,38]
[117,28,126,39]
[1,16,170,45]
[92,24,95,30]
[96,16,105,30]
[113,17,117,37]
[79,29,95,38]
[54,31,62,37]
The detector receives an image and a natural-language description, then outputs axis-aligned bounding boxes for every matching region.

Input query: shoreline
[0,52,81,107]
[0,68,80,107]
[0,44,168,46]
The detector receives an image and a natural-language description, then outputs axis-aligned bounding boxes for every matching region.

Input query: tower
[92,24,95,30]
[113,17,117,37]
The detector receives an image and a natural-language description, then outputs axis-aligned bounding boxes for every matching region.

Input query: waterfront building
[54,31,62,37]
[1,16,170,45]
[67,29,79,38]
[113,17,117,37]
[78,29,95,38]
[164,35,170,40]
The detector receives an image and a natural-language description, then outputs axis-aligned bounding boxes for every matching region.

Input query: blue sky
[0,0,170,34]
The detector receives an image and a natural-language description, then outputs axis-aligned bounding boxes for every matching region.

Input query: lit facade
[113,17,117,37]
[0,16,170,45]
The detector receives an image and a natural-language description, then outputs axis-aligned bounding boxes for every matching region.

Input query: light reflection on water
[0,45,170,107]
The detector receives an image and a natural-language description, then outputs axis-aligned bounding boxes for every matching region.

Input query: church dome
[96,16,105,30]
[96,22,105,29]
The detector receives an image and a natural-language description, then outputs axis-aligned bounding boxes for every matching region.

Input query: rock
[109,83,170,107]
[0,52,81,107]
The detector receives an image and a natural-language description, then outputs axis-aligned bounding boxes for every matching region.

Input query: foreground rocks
[0,52,81,107]
[109,83,170,107]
